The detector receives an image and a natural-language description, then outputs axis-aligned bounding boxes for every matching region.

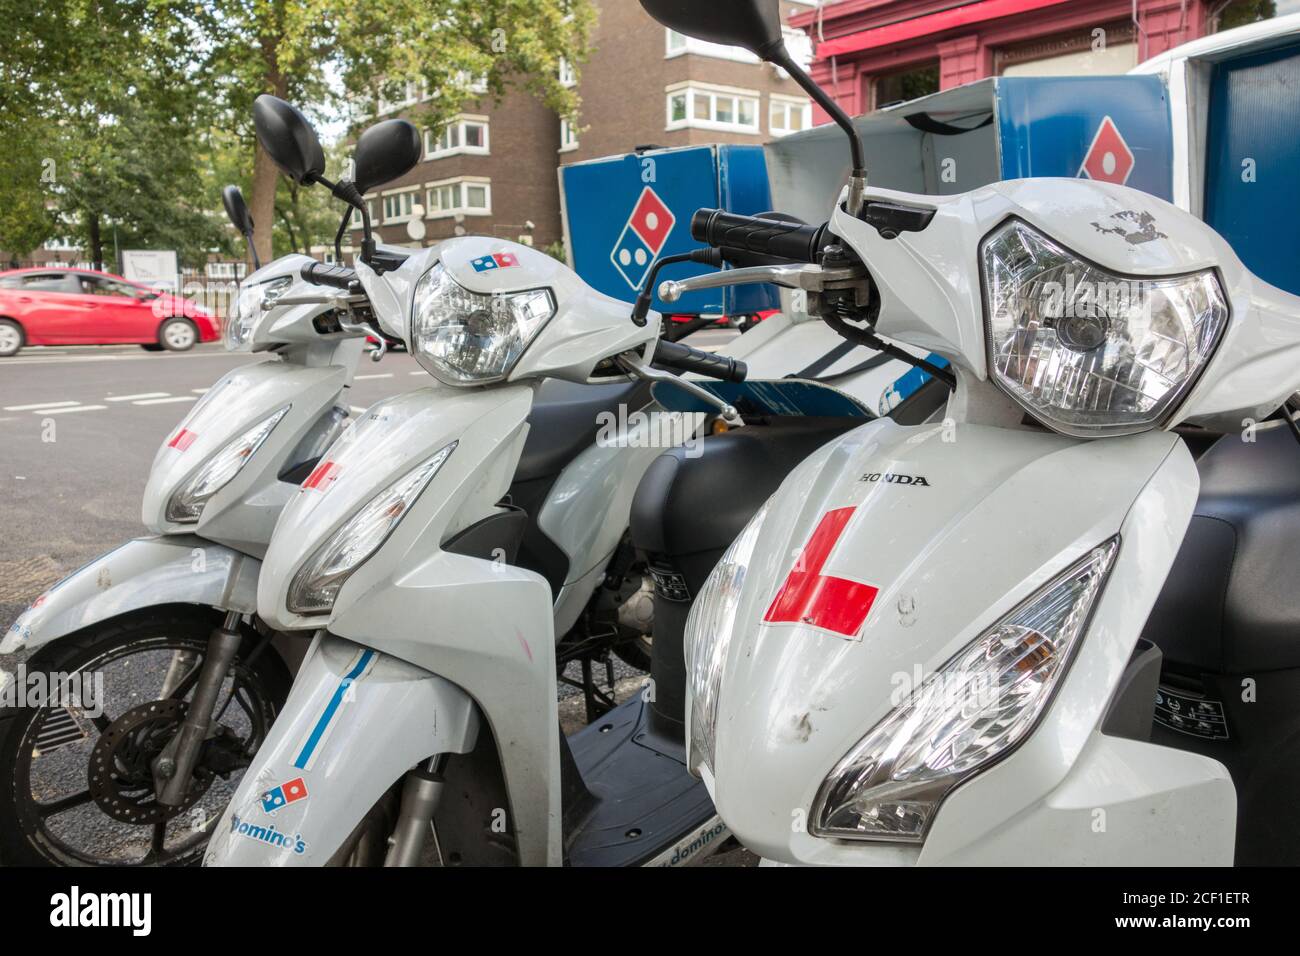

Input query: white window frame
[768,94,812,137]
[424,115,490,160]
[559,118,579,153]
[559,57,576,88]
[381,186,420,224]
[665,82,761,134]
[425,177,492,218]
[664,28,759,64]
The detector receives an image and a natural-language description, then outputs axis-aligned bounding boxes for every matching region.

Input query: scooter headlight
[166,407,290,523]
[286,443,456,615]
[982,220,1227,437]
[411,263,555,385]
[684,499,771,778]
[812,538,1118,843]
[226,276,292,350]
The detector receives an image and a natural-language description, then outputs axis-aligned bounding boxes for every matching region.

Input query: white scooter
[199,78,952,863]
[650,0,1300,866]
[0,105,423,865]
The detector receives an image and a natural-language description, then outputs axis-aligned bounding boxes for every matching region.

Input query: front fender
[2,536,259,654]
[204,633,479,866]
[708,418,1225,864]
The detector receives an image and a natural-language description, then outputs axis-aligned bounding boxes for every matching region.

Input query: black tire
[0,609,291,866]
[158,318,198,352]
[140,343,164,352]
[0,318,24,358]
[326,787,397,866]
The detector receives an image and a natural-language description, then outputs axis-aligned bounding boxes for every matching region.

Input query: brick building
[358,1,819,254]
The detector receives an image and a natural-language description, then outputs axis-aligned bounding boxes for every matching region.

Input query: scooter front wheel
[0,609,291,866]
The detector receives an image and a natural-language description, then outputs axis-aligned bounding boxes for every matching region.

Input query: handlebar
[691,209,827,264]
[652,340,747,383]
[300,262,361,292]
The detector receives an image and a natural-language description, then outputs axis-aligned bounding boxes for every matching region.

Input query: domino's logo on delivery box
[611,187,676,291]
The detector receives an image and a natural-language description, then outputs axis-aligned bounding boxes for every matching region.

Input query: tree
[170,0,596,263]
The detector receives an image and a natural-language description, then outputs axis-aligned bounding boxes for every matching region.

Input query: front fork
[384,755,448,866]
[152,610,245,806]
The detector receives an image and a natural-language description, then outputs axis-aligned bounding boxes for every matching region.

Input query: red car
[0,268,220,357]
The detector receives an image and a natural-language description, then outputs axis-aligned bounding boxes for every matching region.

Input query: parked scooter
[648,0,1300,866]
[0,106,422,865]
[197,77,954,863]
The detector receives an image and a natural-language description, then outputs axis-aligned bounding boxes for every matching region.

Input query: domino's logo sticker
[471,252,520,273]
[610,187,676,291]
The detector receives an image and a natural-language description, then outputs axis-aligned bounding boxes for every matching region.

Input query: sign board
[121,250,180,292]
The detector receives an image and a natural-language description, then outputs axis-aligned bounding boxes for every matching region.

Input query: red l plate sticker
[764,506,878,637]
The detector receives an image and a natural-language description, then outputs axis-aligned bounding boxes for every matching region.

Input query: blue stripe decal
[292,649,376,770]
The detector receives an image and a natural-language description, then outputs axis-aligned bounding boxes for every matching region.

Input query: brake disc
[87,699,214,825]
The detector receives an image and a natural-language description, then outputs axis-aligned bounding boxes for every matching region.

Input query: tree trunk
[277,206,299,253]
[250,141,280,265]
[88,213,103,271]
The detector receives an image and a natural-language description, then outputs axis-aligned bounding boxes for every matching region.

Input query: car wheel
[140,343,164,352]
[0,319,24,358]
[158,318,198,352]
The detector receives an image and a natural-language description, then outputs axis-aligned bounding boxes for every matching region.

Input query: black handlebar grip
[653,340,747,383]
[691,209,826,264]
[300,262,360,291]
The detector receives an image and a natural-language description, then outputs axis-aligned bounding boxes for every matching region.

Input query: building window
[666,83,760,133]
[424,116,490,159]
[559,57,576,88]
[376,78,428,114]
[769,95,811,136]
[382,189,419,223]
[207,262,237,279]
[873,63,940,110]
[560,118,579,152]
[664,29,759,64]
[426,178,492,217]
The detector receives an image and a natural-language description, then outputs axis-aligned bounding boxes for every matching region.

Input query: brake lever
[616,353,743,427]
[657,262,864,304]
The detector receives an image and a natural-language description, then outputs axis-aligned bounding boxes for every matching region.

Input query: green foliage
[1218,0,1277,31]
[0,0,595,267]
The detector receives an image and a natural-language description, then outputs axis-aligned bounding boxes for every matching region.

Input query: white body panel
[2,536,259,654]
[203,633,481,866]
[698,417,1234,865]
[142,359,354,556]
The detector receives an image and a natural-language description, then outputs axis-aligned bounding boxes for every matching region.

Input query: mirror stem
[767,45,868,216]
[244,231,261,271]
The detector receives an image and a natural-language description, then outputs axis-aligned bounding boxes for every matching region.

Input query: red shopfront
[791,0,1216,116]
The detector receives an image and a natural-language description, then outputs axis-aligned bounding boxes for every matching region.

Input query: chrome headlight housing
[226,276,292,350]
[812,538,1118,843]
[286,443,456,615]
[982,220,1228,437]
[410,263,556,385]
[166,406,290,523]
[684,499,771,778]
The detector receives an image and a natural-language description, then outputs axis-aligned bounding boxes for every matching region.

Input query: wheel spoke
[36,789,95,819]
[165,658,204,701]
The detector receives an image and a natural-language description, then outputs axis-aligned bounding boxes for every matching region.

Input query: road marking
[105,392,170,402]
[409,371,424,376]
[134,396,197,405]
[3,401,80,411]
[42,405,108,415]
[192,388,209,394]
[354,373,393,380]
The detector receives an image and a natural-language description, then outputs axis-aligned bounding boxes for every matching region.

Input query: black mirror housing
[252,95,326,185]
[638,0,784,58]
[353,119,423,195]
[221,184,255,237]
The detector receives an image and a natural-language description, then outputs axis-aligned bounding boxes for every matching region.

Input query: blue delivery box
[559,145,781,318]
